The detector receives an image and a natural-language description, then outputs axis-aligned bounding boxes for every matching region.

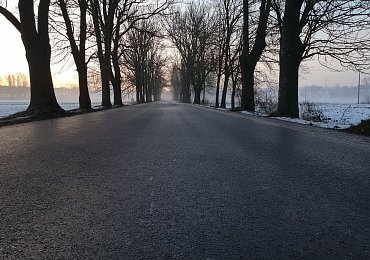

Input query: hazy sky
[0,11,362,88]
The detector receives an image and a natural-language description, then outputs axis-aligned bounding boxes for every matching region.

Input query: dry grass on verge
[346,119,370,136]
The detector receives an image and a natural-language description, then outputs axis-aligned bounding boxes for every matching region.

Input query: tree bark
[181,70,191,103]
[220,72,229,108]
[25,42,60,110]
[220,7,232,109]
[135,72,140,103]
[18,0,62,112]
[277,46,300,117]
[112,31,123,106]
[231,81,236,110]
[277,0,303,118]
[240,59,256,111]
[77,64,91,109]
[91,0,112,107]
[240,0,270,112]
[215,73,222,107]
[194,85,201,104]
[215,43,224,108]
[181,84,191,103]
[59,0,91,109]
[113,79,123,106]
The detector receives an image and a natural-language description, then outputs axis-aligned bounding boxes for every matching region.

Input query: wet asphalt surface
[0,101,370,259]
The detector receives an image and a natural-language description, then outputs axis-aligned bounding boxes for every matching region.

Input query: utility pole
[358,71,361,104]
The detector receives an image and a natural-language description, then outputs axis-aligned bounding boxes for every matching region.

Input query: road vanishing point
[1,102,370,259]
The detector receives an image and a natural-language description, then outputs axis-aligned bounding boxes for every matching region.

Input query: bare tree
[166,2,216,104]
[89,0,171,107]
[272,0,370,117]
[56,0,92,109]
[6,74,15,87]
[171,64,182,101]
[2,72,29,87]
[89,0,114,107]
[213,5,227,108]
[15,72,29,87]
[0,1,62,114]
[122,20,165,103]
[218,0,242,108]
[123,21,155,103]
[230,41,242,109]
[240,0,271,111]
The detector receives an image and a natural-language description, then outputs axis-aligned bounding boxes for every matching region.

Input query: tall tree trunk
[231,64,239,110]
[231,82,236,110]
[145,67,152,102]
[146,83,152,102]
[202,85,206,105]
[141,86,146,103]
[59,0,91,109]
[136,76,140,103]
[215,44,224,108]
[91,0,111,107]
[103,41,113,107]
[26,42,61,110]
[241,61,256,111]
[99,59,111,107]
[277,45,300,117]
[140,65,145,103]
[77,1,91,109]
[136,67,141,103]
[112,39,123,106]
[181,70,191,103]
[181,84,191,103]
[141,63,146,102]
[18,0,62,113]
[277,0,303,118]
[113,79,123,106]
[240,0,270,112]
[194,85,201,104]
[215,75,221,107]
[77,64,91,109]
[221,69,230,108]
[221,27,232,108]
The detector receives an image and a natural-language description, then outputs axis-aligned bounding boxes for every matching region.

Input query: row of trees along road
[168,0,370,117]
[0,0,170,114]
[1,0,370,117]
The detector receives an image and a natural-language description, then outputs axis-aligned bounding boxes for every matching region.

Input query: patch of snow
[0,101,101,118]
[240,110,265,117]
[240,103,370,130]
[316,103,370,126]
[275,117,349,129]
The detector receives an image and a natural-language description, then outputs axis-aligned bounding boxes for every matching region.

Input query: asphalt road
[1,102,370,259]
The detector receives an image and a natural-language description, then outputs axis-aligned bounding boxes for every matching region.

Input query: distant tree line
[1,0,370,117]
[0,72,29,87]
[0,85,80,101]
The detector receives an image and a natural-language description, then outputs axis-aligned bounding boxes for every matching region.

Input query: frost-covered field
[271,104,370,129]
[241,103,370,129]
[0,101,29,118]
[316,103,370,127]
[0,101,100,118]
